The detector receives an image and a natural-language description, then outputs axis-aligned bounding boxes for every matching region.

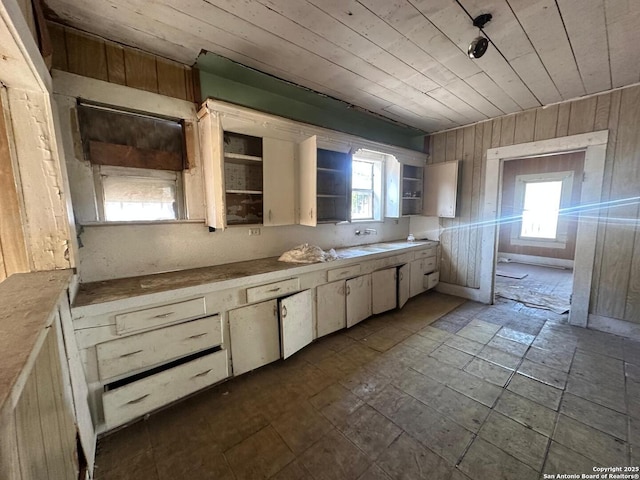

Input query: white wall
[78,219,409,282]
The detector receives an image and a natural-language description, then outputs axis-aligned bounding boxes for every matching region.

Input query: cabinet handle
[309,208,313,219]
[282,305,288,318]
[153,312,174,319]
[269,209,272,221]
[340,270,350,276]
[191,369,212,379]
[126,394,150,405]
[119,349,143,358]
[399,272,404,281]
[187,332,208,340]
[346,285,351,296]
[267,287,281,292]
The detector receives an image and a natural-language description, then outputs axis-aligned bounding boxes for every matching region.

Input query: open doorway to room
[494,152,585,316]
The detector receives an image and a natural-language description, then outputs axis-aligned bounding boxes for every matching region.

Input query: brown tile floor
[94,292,640,480]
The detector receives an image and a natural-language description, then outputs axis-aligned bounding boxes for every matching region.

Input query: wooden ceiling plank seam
[444,78,505,117]
[557,0,612,94]
[465,72,521,113]
[604,0,640,87]
[459,0,562,104]
[407,0,540,110]
[506,0,585,100]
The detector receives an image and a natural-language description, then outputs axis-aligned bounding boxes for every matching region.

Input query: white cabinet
[346,274,372,328]
[280,290,314,358]
[298,135,317,226]
[263,137,296,226]
[423,161,460,218]
[398,263,410,309]
[317,280,346,337]
[409,255,439,298]
[372,268,397,314]
[229,290,313,373]
[229,300,280,375]
[386,159,424,217]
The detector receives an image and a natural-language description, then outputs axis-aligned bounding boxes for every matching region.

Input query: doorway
[480,131,608,327]
[494,152,584,317]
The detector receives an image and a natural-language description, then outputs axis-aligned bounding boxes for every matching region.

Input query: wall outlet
[249,228,261,236]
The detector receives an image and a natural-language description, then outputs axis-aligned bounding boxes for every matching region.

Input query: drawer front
[115,297,206,335]
[423,257,437,273]
[425,271,440,290]
[246,278,300,303]
[103,350,228,429]
[414,246,436,259]
[97,316,222,381]
[327,264,361,282]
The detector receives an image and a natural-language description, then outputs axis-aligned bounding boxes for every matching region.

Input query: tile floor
[94,292,640,480]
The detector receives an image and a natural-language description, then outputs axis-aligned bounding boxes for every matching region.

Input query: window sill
[511,237,567,249]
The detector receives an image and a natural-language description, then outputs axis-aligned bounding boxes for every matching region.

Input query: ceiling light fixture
[468,13,492,59]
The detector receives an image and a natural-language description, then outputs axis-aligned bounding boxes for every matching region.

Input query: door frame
[480,130,609,327]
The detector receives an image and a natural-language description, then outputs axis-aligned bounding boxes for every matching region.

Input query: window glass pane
[103,175,178,221]
[520,180,562,238]
[352,160,373,190]
[352,191,373,219]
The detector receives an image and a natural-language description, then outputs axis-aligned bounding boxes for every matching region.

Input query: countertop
[73,240,436,308]
[0,270,72,420]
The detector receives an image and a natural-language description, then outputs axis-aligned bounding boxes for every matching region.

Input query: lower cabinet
[371,267,397,314]
[398,263,410,309]
[410,256,439,297]
[317,280,346,337]
[346,274,372,328]
[229,289,313,375]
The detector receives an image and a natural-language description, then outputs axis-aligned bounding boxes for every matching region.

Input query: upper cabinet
[423,161,460,218]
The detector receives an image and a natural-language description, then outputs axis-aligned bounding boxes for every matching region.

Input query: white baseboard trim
[435,282,487,303]
[588,314,640,341]
[497,252,574,269]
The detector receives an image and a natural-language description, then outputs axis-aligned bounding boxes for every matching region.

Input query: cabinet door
[198,107,227,230]
[424,160,459,218]
[385,156,401,218]
[371,268,397,314]
[398,263,410,309]
[317,280,346,338]
[229,300,280,375]
[409,259,426,298]
[280,290,314,359]
[346,274,372,328]
[263,137,296,226]
[298,135,317,226]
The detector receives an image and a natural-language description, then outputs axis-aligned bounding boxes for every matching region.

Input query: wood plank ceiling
[44,0,640,133]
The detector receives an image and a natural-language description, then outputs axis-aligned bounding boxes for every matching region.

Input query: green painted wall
[197,53,426,151]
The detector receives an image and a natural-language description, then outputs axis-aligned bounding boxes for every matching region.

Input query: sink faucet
[355,228,377,236]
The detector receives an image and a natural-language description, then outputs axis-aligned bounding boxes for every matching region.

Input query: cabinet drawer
[103,350,228,429]
[115,297,206,335]
[327,264,361,282]
[246,278,300,303]
[414,247,436,259]
[97,316,222,381]
[424,271,440,290]
[423,257,437,273]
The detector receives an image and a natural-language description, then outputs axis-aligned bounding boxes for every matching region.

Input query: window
[511,171,574,248]
[98,166,182,222]
[78,102,186,222]
[351,150,384,221]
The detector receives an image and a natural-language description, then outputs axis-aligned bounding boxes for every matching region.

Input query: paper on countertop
[278,244,338,264]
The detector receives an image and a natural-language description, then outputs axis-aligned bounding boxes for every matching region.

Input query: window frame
[510,170,574,249]
[350,150,385,222]
[93,165,185,223]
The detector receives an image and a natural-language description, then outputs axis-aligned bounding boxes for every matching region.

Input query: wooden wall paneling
[500,115,516,146]
[557,0,611,94]
[157,58,188,100]
[478,120,494,288]
[594,93,612,131]
[458,125,475,286]
[15,369,48,480]
[0,413,22,480]
[513,110,536,144]
[105,43,126,85]
[468,122,484,288]
[48,22,68,71]
[591,90,621,312]
[431,133,446,165]
[0,92,29,277]
[124,49,158,93]
[448,130,464,284]
[435,132,451,283]
[568,96,597,135]
[626,224,640,320]
[184,67,195,104]
[556,102,571,137]
[65,29,108,81]
[534,105,559,141]
[595,86,640,319]
[491,118,502,148]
